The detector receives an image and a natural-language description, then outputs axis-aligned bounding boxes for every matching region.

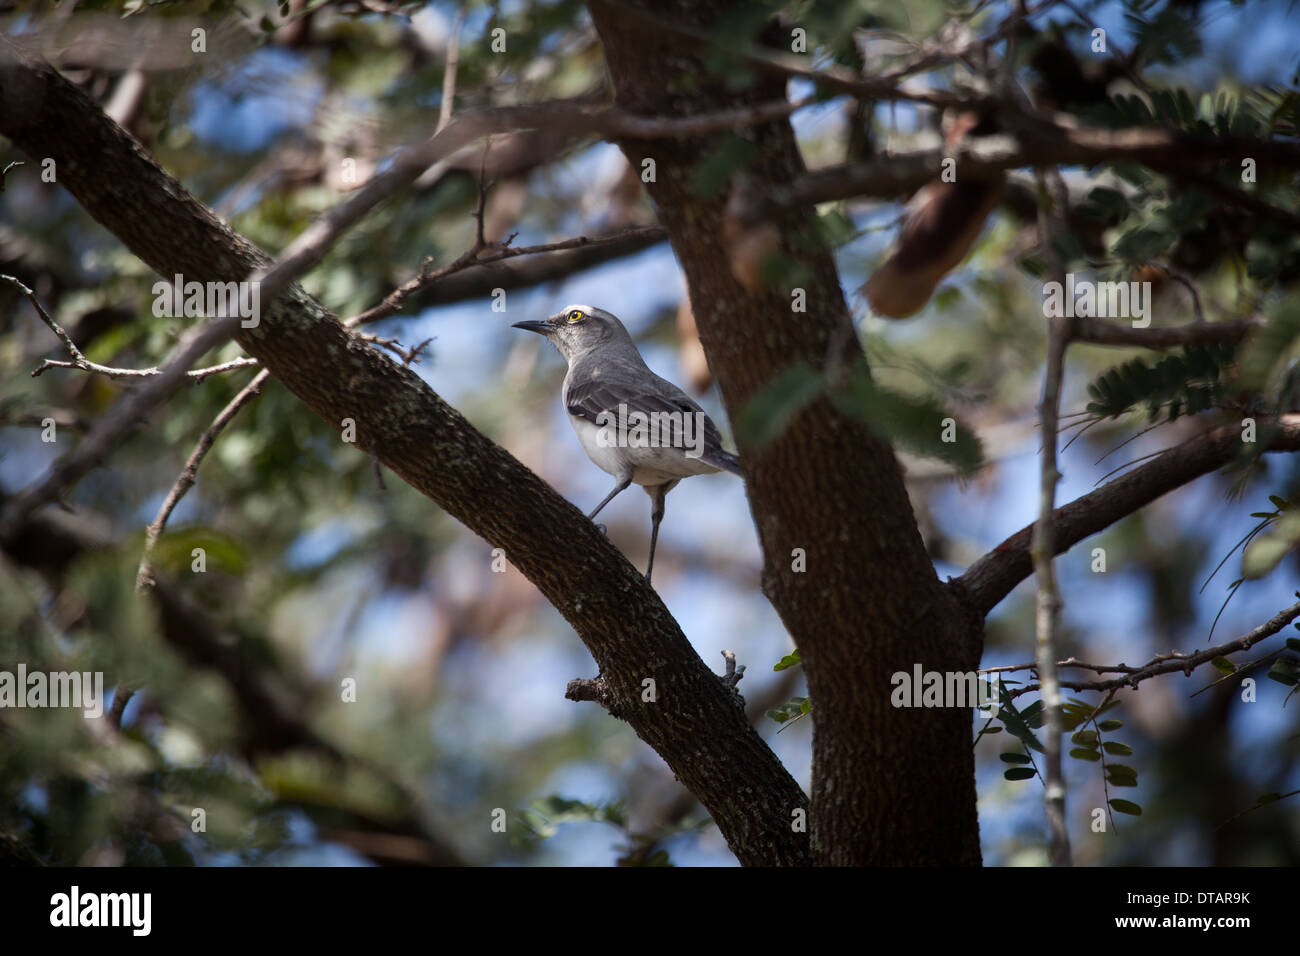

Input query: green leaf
[1102,741,1134,756]
[153,527,248,575]
[1105,764,1139,787]
[1109,799,1143,816]
[1266,658,1300,685]
[1112,225,1175,264]
[738,363,827,449]
[766,696,811,724]
[1237,297,1300,390]
[689,134,758,197]
[1098,719,1124,731]
[1070,730,1099,745]
[1017,251,1047,278]
[1083,345,1236,421]
[829,361,983,476]
[997,688,1044,754]
[999,752,1033,764]
[1021,700,1044,728]
[1069,747,1102,761]
[1003,767,1037,781]
[1081,186,1129,225]
[1211,656,1237,674]
[816,208,858,248]
[772,650,802,672]
[1242,534,1294,579]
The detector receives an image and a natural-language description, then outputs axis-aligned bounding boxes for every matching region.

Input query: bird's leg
[645,483,668,584]
[587,475,632,534]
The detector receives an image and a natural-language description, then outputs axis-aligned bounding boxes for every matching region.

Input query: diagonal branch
[0,38,809,866]
[956,414,1300,616]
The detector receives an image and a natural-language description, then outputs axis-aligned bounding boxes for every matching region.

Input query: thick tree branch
[1071,315,1263,349]
[733,124,1300,228]
[956,414,1300,615]
[0,40,808,866]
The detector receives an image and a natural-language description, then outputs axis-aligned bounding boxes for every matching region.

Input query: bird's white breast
[567,413,720,486]
[569,415,630,478]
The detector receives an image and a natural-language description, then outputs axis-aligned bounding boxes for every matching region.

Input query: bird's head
[512,304,632,362]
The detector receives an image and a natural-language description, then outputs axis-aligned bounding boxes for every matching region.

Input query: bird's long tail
[710,449,745,478]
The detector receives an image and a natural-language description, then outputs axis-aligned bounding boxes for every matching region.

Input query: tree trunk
[588,0,985,865]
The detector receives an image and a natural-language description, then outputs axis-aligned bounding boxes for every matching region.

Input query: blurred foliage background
[2,0,1299,865]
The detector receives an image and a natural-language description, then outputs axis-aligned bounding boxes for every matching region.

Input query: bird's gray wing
[566,377,742,475]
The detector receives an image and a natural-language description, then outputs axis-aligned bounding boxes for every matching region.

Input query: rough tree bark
[588,0,984,865]
[0,39,809,865]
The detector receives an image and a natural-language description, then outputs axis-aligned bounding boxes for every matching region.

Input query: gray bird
[512,304,743,583]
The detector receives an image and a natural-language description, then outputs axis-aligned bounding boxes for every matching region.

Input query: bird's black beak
[511,319,551,335]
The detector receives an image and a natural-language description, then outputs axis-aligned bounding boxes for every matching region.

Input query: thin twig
[33,356,259,380]
[436,10,464,134]
[136,369,271,592]
[1005,598,1300,698]
[1165,272,1207,325]
[1188,646,1284,698]
[473,138,491,251]
[343,227,664,328]
[1215,787,1300,831]
[1031,165,1075,867]
[2,274,259,380]
[1085,688,1120,831]
[981,657,1146,677]
[0,159,22,189]
[1,311,250,542]
[358,333,435,365]
[1093,417,1168,466]
[107,683,136,730]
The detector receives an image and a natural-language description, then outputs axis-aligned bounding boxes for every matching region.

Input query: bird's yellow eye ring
[567,309,583,323]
